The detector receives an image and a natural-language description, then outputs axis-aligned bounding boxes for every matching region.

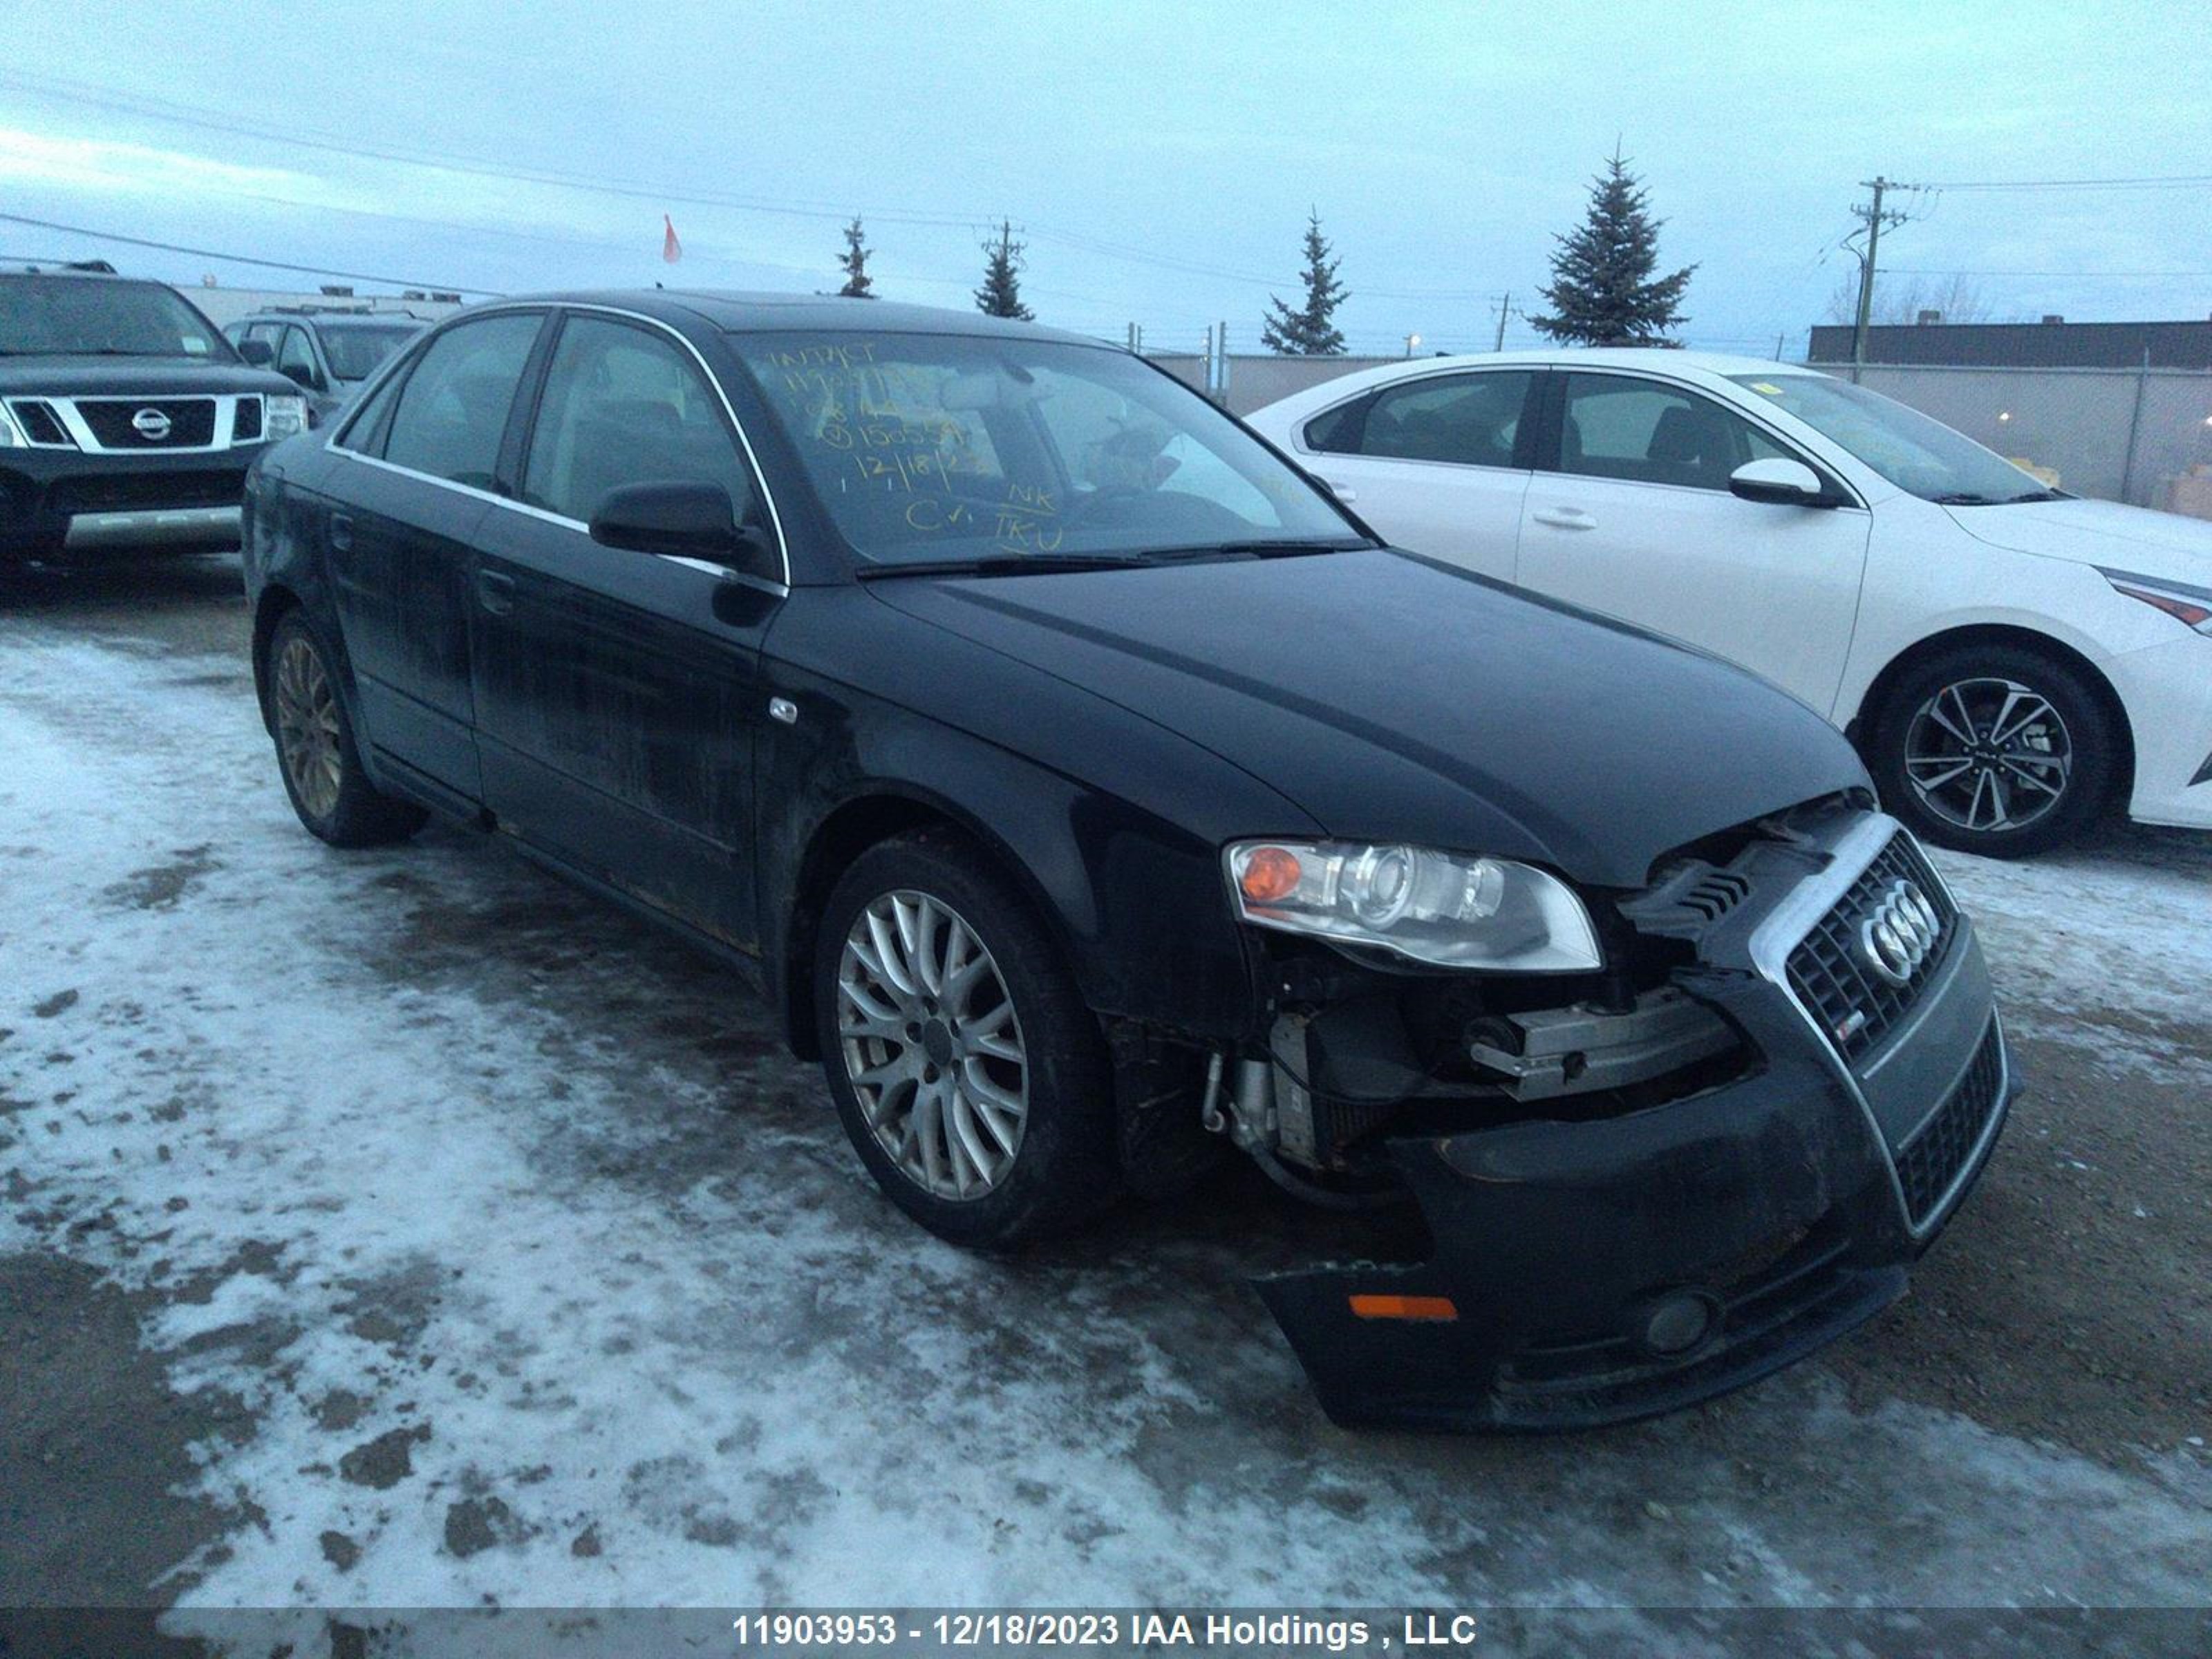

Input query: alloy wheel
[1902,676,2073,836]
[274,632,344,821]
[836,890,1029,1201]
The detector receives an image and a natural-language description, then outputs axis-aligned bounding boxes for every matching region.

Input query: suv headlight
[263,395,309,441]
[2100,566,2212,636]
[0,403,24,449]
[1226,840,1603,972]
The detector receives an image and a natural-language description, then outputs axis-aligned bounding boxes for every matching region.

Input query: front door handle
[477,568,517,615]
[1531,507,1597,530]
[328,512,353,552]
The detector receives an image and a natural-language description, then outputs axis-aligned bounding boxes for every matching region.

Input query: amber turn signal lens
[1348,1293,1459,1322]
[1238,845,1303,906]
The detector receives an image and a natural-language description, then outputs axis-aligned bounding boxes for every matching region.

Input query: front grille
[9,399,71,445]
[75,397,218,449]
[232,396,263,442]
[1895,1020,2005,1226]
[45,468,247,514]
[1786,833,1957,1066]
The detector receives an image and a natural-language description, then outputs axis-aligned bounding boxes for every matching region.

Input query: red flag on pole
[662,215,682,264]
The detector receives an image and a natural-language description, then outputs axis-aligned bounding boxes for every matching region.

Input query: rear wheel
[812,830,1120,1248]
[1868,643,2117,857]
[266,611,427,847]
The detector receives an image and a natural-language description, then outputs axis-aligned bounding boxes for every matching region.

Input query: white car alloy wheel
[835,889,1029,1201]
[1902,677,2074,836]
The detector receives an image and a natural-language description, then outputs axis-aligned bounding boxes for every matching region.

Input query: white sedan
[1248,350,2212,856]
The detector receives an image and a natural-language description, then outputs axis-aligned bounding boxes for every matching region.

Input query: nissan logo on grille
[1858,879,1942,986]
[131,407,173,442]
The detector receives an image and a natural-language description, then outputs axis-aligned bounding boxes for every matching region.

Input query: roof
[1246,346,1816,416]
[230,310,428,328]
[1806,319,2212,371]
[500,289,1108,347]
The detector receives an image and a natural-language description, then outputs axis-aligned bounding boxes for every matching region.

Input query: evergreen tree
[974,221,1033,320]
[836,216,876,298]
[1529,149,1696,346]
[1260,210,1347,355]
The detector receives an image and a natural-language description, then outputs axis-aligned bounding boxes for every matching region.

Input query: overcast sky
[3,0,2207,357]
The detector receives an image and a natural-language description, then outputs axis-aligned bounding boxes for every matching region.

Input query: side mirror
[236,338,274,366]
[589,481,774,576]
[1728,457,1828,507]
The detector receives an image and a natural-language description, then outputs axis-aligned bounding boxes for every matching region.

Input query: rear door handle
[1531,507,1597,530]
[328,512,353,552]
[477,568,517,615]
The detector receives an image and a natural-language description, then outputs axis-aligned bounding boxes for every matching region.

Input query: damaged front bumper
[1256,812,2016,1432]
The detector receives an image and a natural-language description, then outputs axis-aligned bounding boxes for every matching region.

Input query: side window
[1558,374,1779,491]
[521,316,758,525]
[1358,372,1535,467]
[1302,393,1374,456]
[245,321,282,350]
[277,326,319,385]
[381,313,543,488]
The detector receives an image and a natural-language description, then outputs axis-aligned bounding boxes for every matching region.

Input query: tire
[812,828,1121,1248]
[1866,642,2117,858]
[265,610,427,848]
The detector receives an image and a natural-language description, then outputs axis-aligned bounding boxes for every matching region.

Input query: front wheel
[265,611,427,847]
[812,830,1121,1248]
[1867,644,2117,858]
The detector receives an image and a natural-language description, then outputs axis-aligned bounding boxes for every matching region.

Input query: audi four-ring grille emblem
[1858,879,1942,986]
[132,407,173,442]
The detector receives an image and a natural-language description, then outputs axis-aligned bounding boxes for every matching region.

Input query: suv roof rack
[3,257,122,275]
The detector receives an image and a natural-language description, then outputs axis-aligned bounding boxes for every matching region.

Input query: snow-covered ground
[2,581,2209,1647]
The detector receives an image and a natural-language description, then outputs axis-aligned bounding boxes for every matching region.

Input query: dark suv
[1,264,305,563]
[241,292,2014,1430]
[223,308,427,427]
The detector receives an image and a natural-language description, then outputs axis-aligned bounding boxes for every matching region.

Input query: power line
[1916,174,2212,192]
[0,208,498,294]
[1883,265,2212,279]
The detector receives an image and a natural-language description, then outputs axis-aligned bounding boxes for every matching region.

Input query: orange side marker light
[1239,846,1303,906]
[1349,1293,1459,1322]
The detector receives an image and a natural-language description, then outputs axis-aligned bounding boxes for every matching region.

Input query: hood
[1945,496,2212,587]
[0,357,298,398]
[870,550,1868,889]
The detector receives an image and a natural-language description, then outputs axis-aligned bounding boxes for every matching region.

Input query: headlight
[2100,566,2212,636]
[0,403,23,449]
[1226,840,1603,972]
[263,395,309,440]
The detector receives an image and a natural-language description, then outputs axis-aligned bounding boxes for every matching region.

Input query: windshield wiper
[1930,492,1998,505]
[2002,488,2065,503]
[856,553,1154,581]
[1145,538,1379,563]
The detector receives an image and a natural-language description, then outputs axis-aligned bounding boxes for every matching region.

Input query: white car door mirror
[1729,457,1827,507]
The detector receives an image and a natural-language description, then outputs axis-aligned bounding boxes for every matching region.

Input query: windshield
[321,322,420,381]
[732,331,1361,566]
[1727,373,2054,505]
[0,276,234,360]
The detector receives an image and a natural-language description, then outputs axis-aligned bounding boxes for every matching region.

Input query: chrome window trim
[331,300,791,589]
[1745,812,2006,1237]
[336,450,789,597]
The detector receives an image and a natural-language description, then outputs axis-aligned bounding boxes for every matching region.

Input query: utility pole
[1492,292,1512,353]
[1850,176,1915,374]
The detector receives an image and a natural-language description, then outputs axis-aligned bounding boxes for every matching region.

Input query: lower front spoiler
[1257,980,2012,1433]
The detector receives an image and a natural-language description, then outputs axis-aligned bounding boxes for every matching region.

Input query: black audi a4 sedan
[240,292,2013,1430]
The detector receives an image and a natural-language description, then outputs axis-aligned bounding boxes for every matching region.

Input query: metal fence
[1144,347,2212,516]
[1842,363,2212,512]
